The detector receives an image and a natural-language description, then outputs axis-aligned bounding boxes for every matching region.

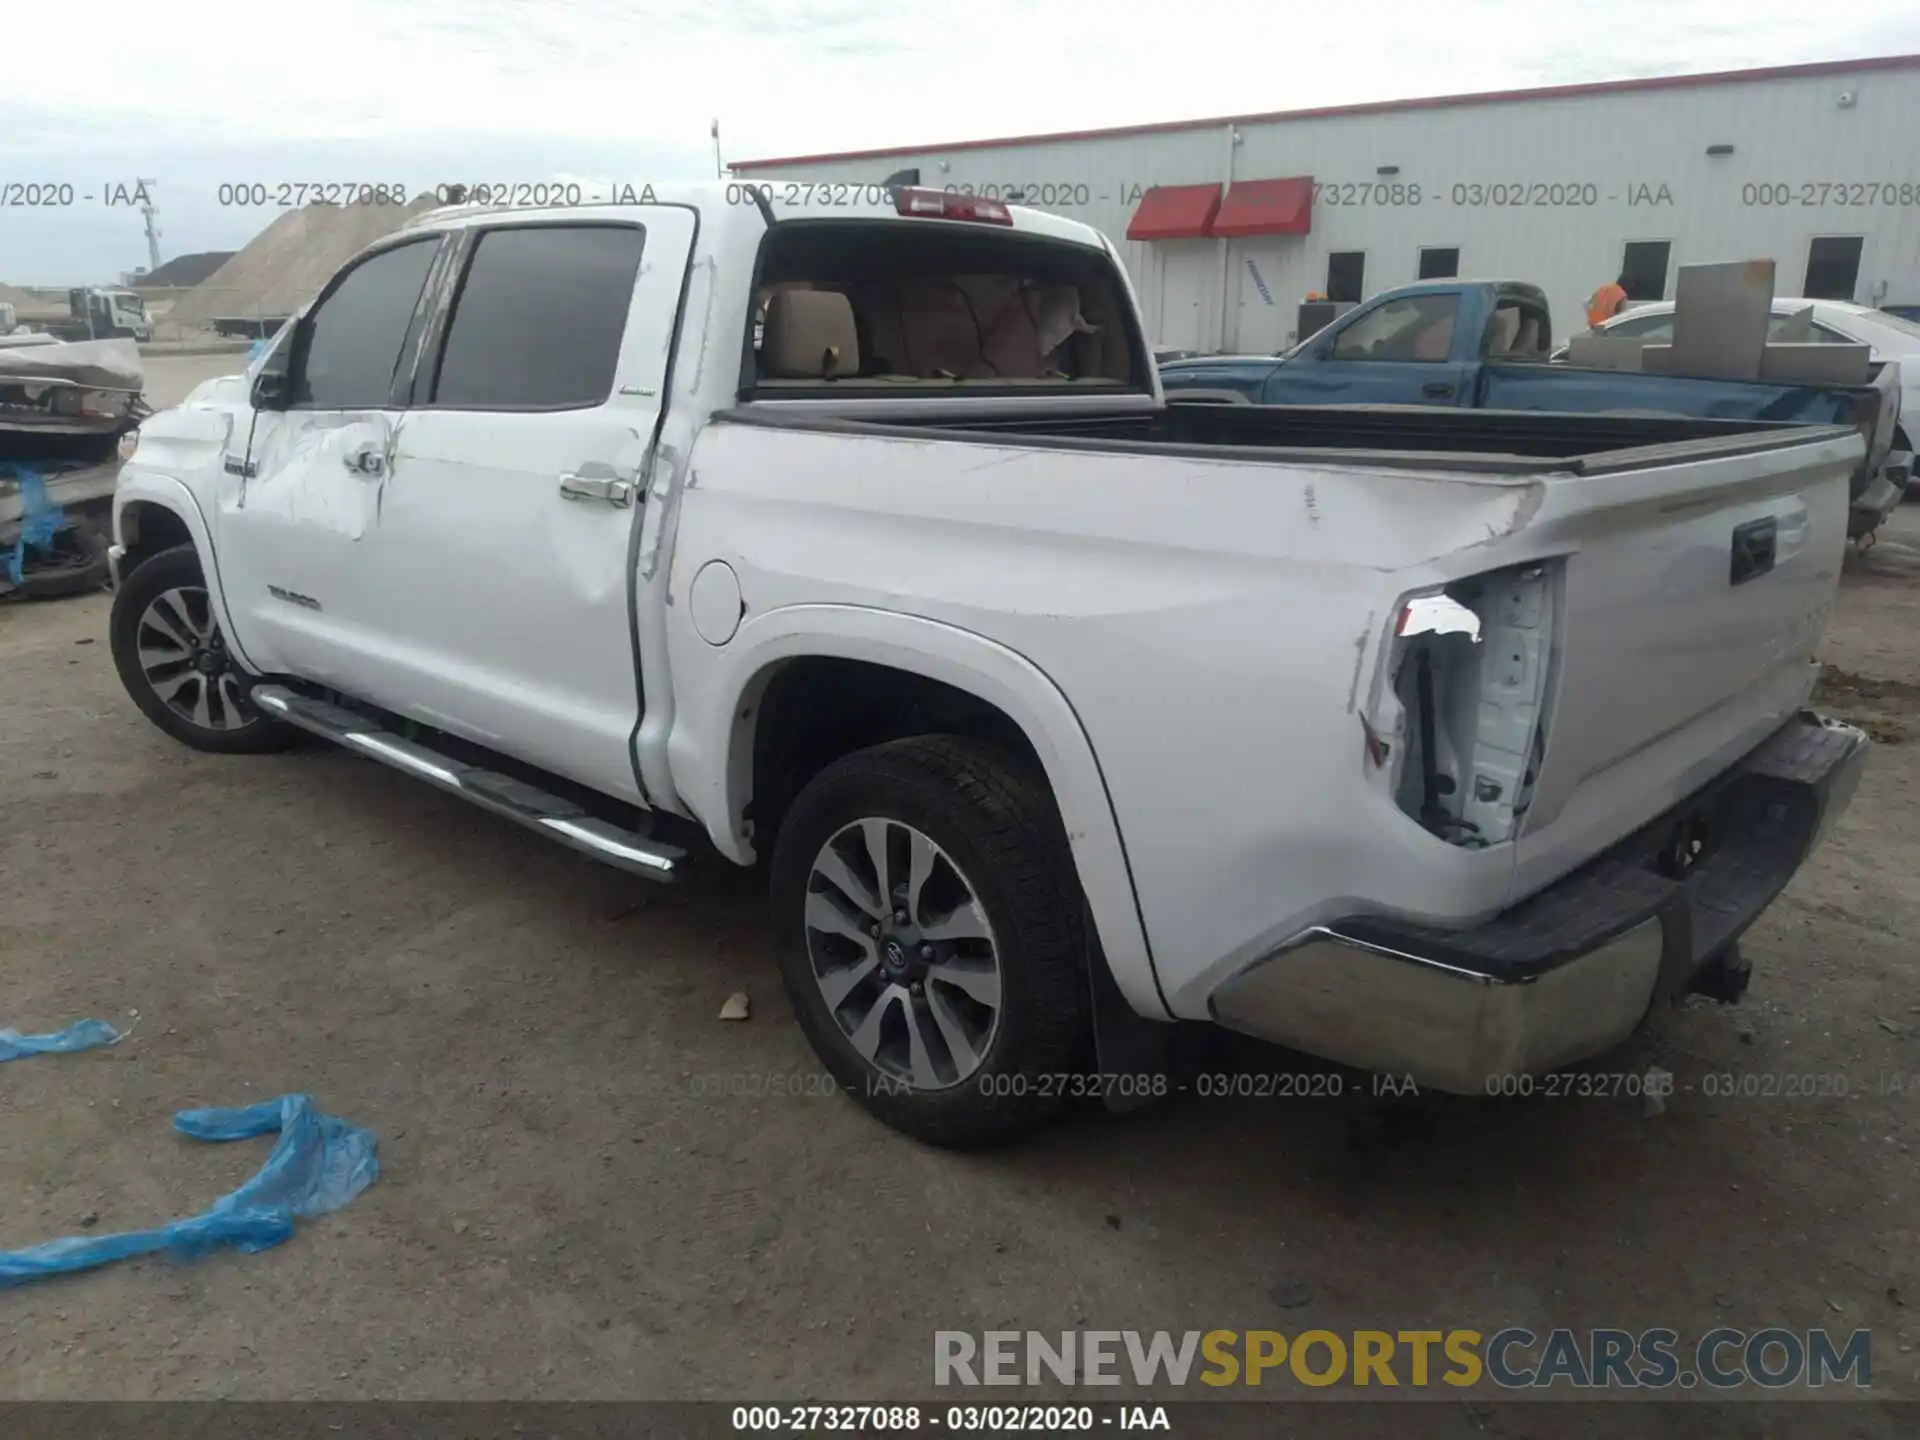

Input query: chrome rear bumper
[1209,712,1871,1093]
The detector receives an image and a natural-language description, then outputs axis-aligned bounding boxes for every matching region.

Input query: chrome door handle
[558,474,634,507]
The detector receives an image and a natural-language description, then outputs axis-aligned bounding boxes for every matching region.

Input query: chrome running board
[251,685,684,882]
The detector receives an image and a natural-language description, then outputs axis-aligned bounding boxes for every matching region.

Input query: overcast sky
[3,0,1917,283]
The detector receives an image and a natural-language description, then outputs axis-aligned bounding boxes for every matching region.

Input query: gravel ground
[1,367,1916,1433]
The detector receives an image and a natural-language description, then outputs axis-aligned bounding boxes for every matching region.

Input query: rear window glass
[1605,312,1676,343]
[748,220,1140,390]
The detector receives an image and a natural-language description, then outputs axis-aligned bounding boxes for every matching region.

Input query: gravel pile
[166,197,441,326]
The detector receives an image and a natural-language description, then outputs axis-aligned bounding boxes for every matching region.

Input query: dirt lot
[2,367,1917,1431]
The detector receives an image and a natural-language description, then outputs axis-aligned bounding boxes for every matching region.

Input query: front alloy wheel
[109,542,302,754]
[135,586,254,732]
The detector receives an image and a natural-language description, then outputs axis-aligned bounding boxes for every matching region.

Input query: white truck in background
[106,184,1868,1145]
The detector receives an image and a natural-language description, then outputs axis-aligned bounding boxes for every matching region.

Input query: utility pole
[138,178,162,272]
[712,119,724,179]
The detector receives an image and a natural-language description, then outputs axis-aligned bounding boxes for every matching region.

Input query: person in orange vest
[1586,275,1629,328]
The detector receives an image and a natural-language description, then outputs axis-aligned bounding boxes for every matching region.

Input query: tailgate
[1505,426,1859,901]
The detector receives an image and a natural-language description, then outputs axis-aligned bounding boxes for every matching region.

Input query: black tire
[109,543,303,754]
[769,735,1092,1148]
[12,517,110,600]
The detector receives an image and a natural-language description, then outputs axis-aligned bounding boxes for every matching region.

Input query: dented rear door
[262,211,695,805]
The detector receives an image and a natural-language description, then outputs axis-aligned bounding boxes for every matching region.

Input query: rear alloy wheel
[804,817,1005,1091]
[109,543,302,754]
[770,736,1092,1147]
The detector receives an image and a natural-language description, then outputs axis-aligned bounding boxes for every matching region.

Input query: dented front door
[251,212,694,805]
[218,234,446,680]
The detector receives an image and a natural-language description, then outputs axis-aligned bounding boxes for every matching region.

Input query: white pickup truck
[107,184,1870,1146]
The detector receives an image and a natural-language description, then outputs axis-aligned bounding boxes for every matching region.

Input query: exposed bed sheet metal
[1124,184,1223,242]
[1211,176,1315,237]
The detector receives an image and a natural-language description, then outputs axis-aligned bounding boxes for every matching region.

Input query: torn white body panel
[0,336,144,393]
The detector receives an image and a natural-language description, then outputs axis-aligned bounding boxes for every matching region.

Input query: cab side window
[428,224,647,409]
[294,238,440,410]
[1328,295,1459,363]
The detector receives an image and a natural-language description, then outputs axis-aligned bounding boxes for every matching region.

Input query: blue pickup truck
[1157,280,1907,537]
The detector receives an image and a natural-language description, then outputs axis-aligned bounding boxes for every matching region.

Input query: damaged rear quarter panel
[668,420,1545,1015]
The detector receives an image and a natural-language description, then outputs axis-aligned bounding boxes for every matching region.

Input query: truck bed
[727,398,1860,473]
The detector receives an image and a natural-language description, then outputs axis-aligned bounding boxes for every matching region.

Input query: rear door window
[295,238,440,410]
[429,224,646,409]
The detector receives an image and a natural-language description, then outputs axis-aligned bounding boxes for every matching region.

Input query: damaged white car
[1,338,144,600]
[107,184,1869,1145]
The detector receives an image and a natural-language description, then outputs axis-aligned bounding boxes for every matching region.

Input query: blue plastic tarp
[0,1094,378,1288]
[4,465,62,584]
[0,1018,121,1062]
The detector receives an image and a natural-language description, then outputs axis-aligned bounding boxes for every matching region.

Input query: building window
[1326,251,1366,304]
[1418,247,1460,280]
[1804,237,1864,301]
[1619,241,1670,301]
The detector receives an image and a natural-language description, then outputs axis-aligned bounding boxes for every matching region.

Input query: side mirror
[250,328,296,410]
[250,368,289,410]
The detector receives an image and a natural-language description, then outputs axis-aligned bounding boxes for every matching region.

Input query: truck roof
[1371,278,1549,304]
[398,180,1117,253]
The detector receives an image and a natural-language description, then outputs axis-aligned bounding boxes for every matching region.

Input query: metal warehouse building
[731,53,1920,354]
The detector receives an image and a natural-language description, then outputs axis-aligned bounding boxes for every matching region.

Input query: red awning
[1211,176,1313,237]
[1124,183,1222,241]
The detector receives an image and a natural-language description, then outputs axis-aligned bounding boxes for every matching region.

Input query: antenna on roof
[881,168,920,202]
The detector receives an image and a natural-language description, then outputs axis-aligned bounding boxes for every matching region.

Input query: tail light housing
[892,187,1014,225]
[1368,563,1558,848]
